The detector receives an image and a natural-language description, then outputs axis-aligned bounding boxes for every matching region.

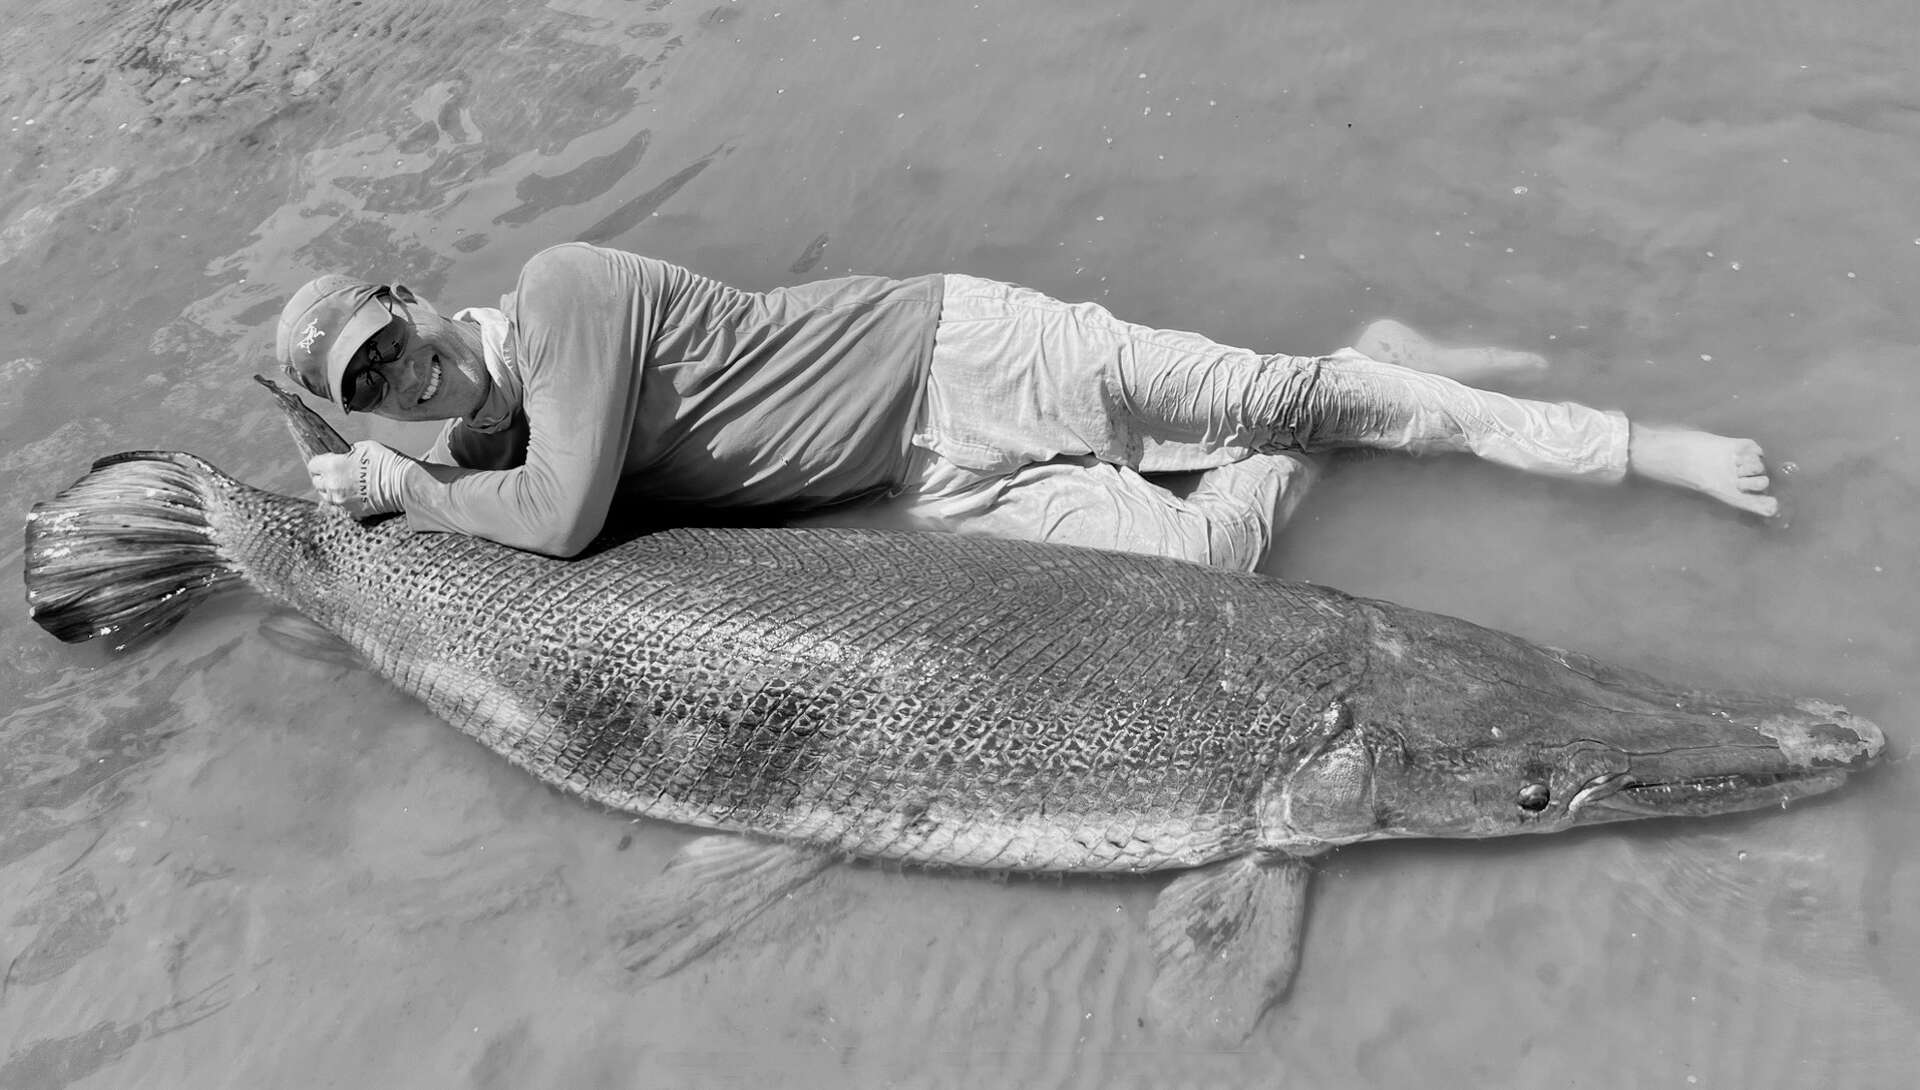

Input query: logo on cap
[296,321,325,355]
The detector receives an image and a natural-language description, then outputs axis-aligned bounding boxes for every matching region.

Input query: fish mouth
[1571,703,1884,821]
[1573,767,1853,818]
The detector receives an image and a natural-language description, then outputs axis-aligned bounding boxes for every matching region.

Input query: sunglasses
[340,293,410,413]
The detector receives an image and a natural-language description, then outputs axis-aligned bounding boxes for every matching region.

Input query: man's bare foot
[1627,423,1779,517]
[1355,318,1549,385]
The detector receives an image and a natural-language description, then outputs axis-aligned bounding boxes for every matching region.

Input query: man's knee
[1198,516,1269,572]
[1184,453,1319,564]
[850,454,1294,573]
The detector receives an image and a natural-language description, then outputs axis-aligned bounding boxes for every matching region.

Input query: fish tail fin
[25,450,243,650]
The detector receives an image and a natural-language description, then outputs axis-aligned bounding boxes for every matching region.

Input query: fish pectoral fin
[257,609,358,668]
[1145,852,1312,1043]
[613,835,836,981]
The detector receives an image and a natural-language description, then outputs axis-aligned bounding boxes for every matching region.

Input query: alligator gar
[21,378,1884,1040]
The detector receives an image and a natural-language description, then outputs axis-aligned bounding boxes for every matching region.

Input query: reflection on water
[1,0,1914,1086]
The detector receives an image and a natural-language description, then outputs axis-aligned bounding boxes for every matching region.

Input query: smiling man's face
[337,287,490,422]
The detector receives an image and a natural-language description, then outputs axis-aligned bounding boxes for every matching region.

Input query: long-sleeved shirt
[398,243,944,555]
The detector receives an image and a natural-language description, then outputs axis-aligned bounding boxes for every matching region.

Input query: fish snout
[1789,698,1881,767]
[1785,699,1884,770]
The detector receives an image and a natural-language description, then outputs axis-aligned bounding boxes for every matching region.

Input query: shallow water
[1,1,1914,1086]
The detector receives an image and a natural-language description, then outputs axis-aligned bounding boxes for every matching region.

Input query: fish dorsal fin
[614,835,836,980]
[253,374,350,460]
[1146,853,1312,1043]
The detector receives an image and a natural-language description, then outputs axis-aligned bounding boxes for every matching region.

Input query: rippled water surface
[1,2,1915,1087]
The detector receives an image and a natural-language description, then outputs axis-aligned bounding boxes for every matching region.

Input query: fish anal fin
[613,835,835,981]
[257,609,359,668]
[1146,853,1312,1044]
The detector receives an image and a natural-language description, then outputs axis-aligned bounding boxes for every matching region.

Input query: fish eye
[1517,783,1552,812]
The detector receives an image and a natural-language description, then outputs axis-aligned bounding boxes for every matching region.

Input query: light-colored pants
[804,275,1628,572]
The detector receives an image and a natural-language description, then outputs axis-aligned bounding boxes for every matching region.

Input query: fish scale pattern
[203,468,1372,874]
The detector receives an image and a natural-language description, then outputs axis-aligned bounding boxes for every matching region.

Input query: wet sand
[0,1,1915,1087]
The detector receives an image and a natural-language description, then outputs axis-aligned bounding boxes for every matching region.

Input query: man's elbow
[478,476,611,558]
[508,526,593,559]
[518,516,603,559]
[449,506,600,558]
